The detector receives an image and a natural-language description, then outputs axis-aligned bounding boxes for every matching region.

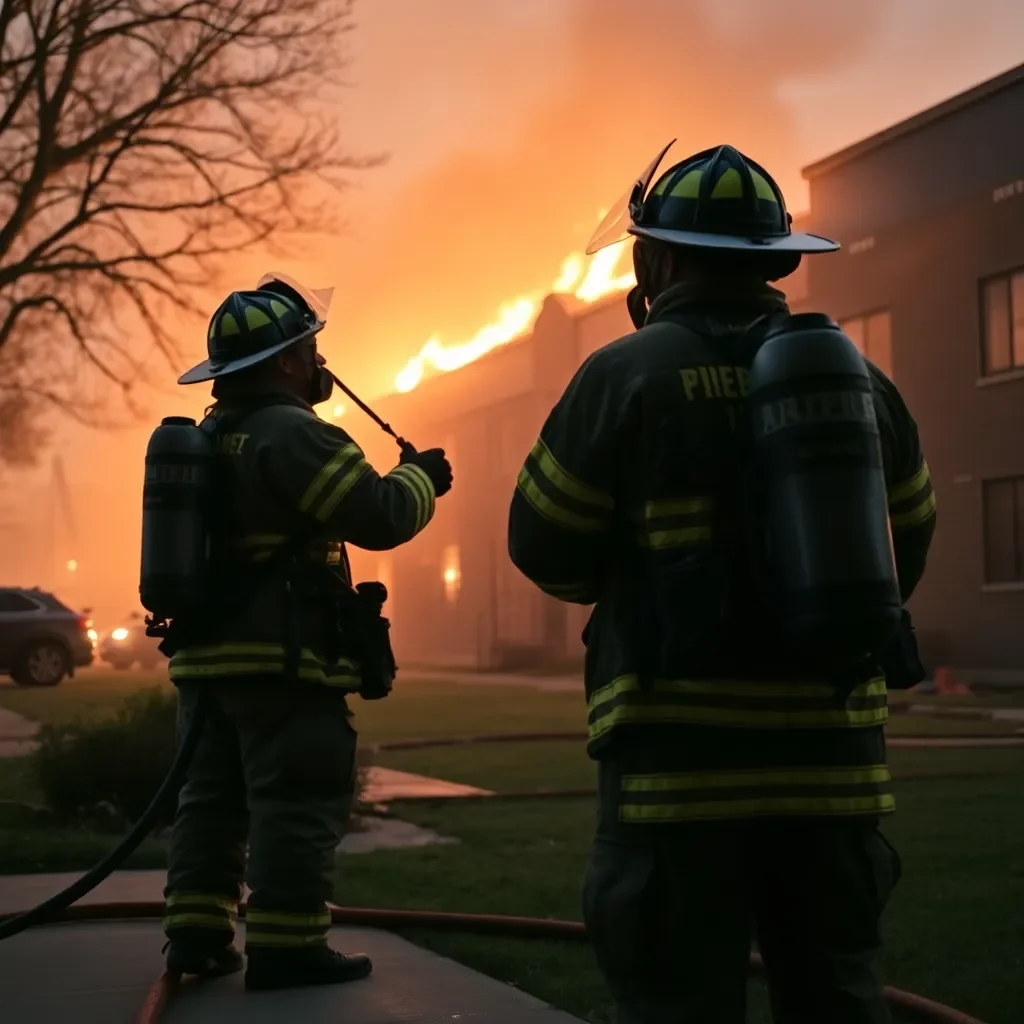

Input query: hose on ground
[0,902,988,1024]
[0,689,209,942]
[368,732,1024,753]
[0,714,999,1023]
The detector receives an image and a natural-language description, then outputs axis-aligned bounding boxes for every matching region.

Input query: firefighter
[162,277,452,991]
[507,144,936,1024]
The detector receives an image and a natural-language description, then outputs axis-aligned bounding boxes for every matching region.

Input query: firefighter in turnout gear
[161,276,452,991]
[508,144,936,1024]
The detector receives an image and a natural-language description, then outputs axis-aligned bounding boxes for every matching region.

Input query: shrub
[34,688,180,829]
[34,688,374,831]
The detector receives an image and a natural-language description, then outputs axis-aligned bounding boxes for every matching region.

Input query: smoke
[328,0,887,395]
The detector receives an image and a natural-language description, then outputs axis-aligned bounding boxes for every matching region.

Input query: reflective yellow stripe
[621,765,891,792]
[316,459,373,523]
[299,444,363,512]
[166,892,237,912]
[590,675,882,703]
[588,675,888,739]
[591,702,888,736]
[164,913,237,929]
[389,463,436,532]
[169,643,361,688]
[170,664,360,686]
[517,468,609,534]
[164,891,238,933]
[246,909,332,928]
[891,491,936,530]
[633,496,714,550]
[618,765,894,822]
[226,534,343,565]
[515,436,613,536]
[532,438,613,510]
[888,464,929,504]
[643,498,710,518]
[888,461,936,532]
[620,794,896,822]
[246,908,332,948]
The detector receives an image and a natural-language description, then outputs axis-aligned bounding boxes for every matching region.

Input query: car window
[0,592,41,613]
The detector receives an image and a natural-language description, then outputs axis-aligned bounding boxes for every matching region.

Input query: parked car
[98,612,165,671]
[0,587,96,686]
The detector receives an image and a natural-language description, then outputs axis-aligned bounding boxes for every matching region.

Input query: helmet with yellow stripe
[178,287,324,385]
[587,141,839,255]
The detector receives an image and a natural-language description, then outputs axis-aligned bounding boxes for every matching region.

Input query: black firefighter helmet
[178,276,327,386]
[586,141,839,256]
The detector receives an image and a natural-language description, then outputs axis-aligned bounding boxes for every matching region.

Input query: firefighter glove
[403,447,453,497]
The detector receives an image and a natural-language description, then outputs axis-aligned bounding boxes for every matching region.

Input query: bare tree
[0,0,377,467]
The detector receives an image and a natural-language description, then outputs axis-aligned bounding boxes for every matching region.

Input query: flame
[393,238,635,393]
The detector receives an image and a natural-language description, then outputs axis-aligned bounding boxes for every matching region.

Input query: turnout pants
[163,678,358,953]
[584,777,901,1024]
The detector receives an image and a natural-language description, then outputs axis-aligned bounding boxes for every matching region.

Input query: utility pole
[49,456,79,592]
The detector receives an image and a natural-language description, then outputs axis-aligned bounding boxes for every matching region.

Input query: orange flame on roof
[393,237,634,393]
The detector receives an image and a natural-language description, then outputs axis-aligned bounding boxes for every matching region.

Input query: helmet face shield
[587,141,840,255]
[256,271,334,324]
[585,140,676,255]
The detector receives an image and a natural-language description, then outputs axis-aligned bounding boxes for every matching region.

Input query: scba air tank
[746,313,902,663]
[139,416,216,621]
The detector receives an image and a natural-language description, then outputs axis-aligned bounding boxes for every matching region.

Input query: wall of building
[806,102,1024,671]
[352,78,1024,673]
[350,247,862,669]
[807,75,1024,244]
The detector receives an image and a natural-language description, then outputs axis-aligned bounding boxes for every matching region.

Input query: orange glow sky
[4,0,1024,623]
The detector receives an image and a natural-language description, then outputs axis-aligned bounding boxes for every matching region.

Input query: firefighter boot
[164,936,244,977]
[244,945,373,991]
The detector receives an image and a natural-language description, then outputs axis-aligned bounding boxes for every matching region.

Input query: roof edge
[801,60,1024,180]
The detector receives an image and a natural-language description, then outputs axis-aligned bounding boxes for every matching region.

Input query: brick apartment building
[350,60,1024,678]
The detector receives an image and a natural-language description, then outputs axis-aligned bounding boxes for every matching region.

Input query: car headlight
[87,628,98,644]
[111,627,129,642]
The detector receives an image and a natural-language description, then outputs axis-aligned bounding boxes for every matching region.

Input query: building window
[442,544,461,603]
[983,476,1024,583]
[980,268,1024,375]
[840,310,893,378]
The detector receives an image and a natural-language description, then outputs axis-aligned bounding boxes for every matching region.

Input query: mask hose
[326,370,417,458]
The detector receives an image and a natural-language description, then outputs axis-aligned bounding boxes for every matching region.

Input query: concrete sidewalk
[0,704,39,758]
[0,872,584,1024]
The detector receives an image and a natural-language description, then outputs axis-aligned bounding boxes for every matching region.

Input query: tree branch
[0,0,381,467]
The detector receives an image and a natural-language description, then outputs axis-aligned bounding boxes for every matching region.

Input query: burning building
[349,59,1024,677]
[348,246,808,671]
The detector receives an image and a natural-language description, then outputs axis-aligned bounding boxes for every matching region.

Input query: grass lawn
[0,674,1021,1022]
[0,669,172,724]
[2,670,1021,740]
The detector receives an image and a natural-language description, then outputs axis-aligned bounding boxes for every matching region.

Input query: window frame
[978,265,1024,379]
[838,308,893,378]
[981,475,1024,587]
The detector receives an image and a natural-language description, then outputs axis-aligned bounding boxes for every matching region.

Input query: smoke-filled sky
[5,0,1024,622]
[318,0,1024,397]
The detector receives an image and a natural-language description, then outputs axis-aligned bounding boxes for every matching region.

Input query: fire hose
[0,901,990,1024]
[0,691,211,942]
[0,373,413,945]
[0,715,1001,1023]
